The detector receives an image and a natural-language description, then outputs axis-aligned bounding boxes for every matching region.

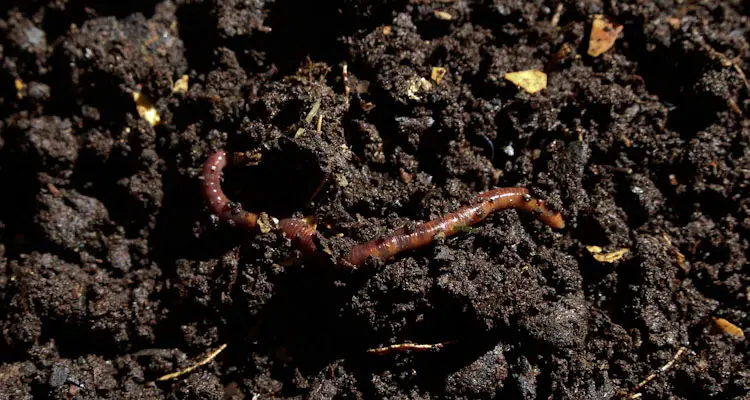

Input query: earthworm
[201,151,260,230]
[202,151,564,267]
[342,187,564,266]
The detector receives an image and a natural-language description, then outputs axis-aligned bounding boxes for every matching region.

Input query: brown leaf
[712,317,745,339]
[588,15,623,57]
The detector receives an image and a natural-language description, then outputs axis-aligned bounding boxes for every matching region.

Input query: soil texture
[1,0,749,399]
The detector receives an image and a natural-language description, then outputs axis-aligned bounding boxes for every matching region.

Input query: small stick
[621,347,688,398]
[342,63,350,108]
[156,343,228,381]
[550,3,564,27]
[367,340,456,355]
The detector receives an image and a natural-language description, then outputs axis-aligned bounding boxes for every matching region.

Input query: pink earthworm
[201,151,564,266]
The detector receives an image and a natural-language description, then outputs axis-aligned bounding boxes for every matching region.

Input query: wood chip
[504,70,547,94]
[172,75,189,94]
[712,317,745,338]
[588,15,623,57]
[587,247,629,263]
[132,91,161,126]
[431,67,448,84]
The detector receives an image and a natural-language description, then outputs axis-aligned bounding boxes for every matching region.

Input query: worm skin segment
[201,151,260,230]
[475,187,565,230]
[276,218,333,264]
[202,151,564,267]
[341,187,563,266]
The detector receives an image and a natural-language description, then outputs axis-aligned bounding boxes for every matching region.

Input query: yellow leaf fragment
[431,67,448,84]
[382,26,392,36]
[132,91,161,126]
[504,70,547,94]
[588,15,623,57]
[14,79,24,98]
[585,245,603,254]
[172,74,189,94]
[589,247,629,263]
[712,317,745,339]
[434,10,453,20]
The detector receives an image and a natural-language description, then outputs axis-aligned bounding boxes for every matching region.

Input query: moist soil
[1,1,749,399]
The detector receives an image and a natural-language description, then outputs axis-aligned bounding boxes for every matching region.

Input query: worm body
[201,151,260,230]
[201,151,564,267]
[342,187,564,266]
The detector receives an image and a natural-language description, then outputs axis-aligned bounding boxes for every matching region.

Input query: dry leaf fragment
[504,70,547,94]
[666,17,680,30]
[132,91,161,126]
[172,75,189,94]
[588,15,623,57]
[587,247,629,263]
[431,67,448,84]
[712,317,745,339]
[14,79,24,98]
[434,10,453,20]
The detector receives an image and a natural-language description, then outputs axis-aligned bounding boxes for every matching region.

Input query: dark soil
[1,1,749,399]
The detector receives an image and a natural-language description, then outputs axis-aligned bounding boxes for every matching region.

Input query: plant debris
[588,15,623,57]
[157,343,228,381]
[711,317,745,339]
[586,246,630,263]
[172,75,189,94]
[504,70,547,94]
[132,90,161,126]
[431,67,448,84]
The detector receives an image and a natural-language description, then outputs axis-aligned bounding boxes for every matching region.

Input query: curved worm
[342,187,564,266]
[201,151,564,267]
[201,151,260,230]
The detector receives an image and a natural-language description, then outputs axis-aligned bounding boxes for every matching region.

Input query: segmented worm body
[201,151,564,267]
[343,187,564,266]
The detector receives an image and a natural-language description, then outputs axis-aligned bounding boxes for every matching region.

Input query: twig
[367,340,457,355]
[342,63,350,108]
[156,343,228,381]
[620,347,688,398]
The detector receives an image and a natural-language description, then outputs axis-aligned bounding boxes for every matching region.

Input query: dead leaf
[504,70,547,94]
[588,15,623,57]
[431,67,448,84]
[172,75,189,94]
[712,317,745,339]
[132,91,161,126]
[434,10,453,20]
[587,247,629,263]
